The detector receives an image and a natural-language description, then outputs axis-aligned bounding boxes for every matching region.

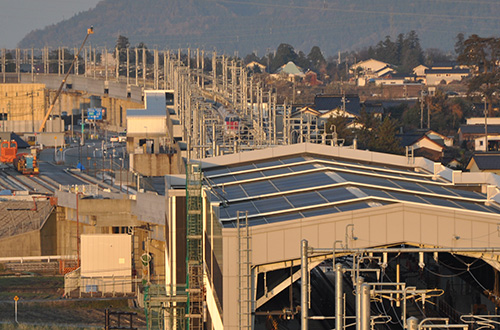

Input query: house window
[480,141,484,146]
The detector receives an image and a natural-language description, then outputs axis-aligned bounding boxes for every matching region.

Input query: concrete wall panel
[387,211,405,243]
[317,220,337,248]
[404,209,424,243]
[252,231,269,266]
[266,230,285,262]
[367,213,387,246]
[436,214,454,245]
[0,231,41,257]
[300,222,319,250]
[454,218,472,246]
[284,227,302,259]
[353,216,371,247]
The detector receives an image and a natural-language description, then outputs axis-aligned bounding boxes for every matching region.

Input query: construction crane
[38,26,94,133]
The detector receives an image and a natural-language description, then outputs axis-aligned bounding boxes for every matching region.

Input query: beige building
[0,83,46,122]
[163,143,500,329]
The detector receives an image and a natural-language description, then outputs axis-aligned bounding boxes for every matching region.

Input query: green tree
[307,46,326,72]
[115,35,130,63]
[454,33,465,56]
[399,31,424,73]
[457,34,500,114]
[326,115,352,145]
[271,43,297,73]
[401,104,420,131]
[372,116,403,154]
[296,50,310,71]
[243,52,260,65]
[136,42,154,64]
[355,108,378,150]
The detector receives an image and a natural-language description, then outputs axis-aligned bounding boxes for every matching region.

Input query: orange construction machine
[13,152,39,175]
[0,140,18,163]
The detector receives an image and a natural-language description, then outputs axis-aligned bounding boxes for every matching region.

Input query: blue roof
[201,154,495,228]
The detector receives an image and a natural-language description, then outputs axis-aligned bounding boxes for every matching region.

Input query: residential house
[412,64,429,83]
[246,61,266,73]
[466,153,500,174]
[274,61,305,80]
[350,58,391,76]
[315,94,361,119]
[467,118,500,125]
[304,70,322,86]
[351,59,394,86]
[458,124,500,151]
[425,68,469,85]
[399,130,453,162]
[371,72,418,86]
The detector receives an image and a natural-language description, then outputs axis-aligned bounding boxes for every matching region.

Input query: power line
[210,0,500,21]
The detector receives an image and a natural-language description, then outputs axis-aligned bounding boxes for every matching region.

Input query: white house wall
[127,116,167,135]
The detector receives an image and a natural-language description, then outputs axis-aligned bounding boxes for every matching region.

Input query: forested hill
[18,0,500,56]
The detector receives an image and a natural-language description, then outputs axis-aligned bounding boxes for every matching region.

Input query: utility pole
[31,89,34,132]
[485,97,488,152]
[420,89,424,130]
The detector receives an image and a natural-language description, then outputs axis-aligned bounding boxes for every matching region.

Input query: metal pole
[485,98,488,152]
[14,297,18,323]
[335,263,343,330]
[361,283,370,330]
[76,193,81,267]
[301,239,309,330]
[356,276,364,330]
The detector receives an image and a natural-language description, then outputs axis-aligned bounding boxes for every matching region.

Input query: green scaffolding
[186,162,204,330]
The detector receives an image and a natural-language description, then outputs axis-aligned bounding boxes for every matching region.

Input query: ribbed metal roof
[202,154,498,228]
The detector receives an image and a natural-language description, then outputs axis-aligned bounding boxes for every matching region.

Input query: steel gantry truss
[300,240,500,330]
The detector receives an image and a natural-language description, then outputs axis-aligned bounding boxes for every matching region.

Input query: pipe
[311,247,500,254]
[361,283,371,330]
[76,192,82,267]
[335,263,343,330]
[356,276,364,330]
[301,239,309,330]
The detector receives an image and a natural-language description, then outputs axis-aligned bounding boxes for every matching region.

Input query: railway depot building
[163,143,500,329]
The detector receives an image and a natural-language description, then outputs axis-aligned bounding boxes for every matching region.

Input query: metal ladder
[237,211,252,330]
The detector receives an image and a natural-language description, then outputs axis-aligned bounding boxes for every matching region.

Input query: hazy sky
[0,0,101,49]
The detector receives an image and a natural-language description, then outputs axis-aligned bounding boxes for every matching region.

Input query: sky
[0,0,101,49]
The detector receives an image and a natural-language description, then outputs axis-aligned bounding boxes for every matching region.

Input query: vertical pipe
[335,263,343,330]
[407,317,418,330]
[361,283,370,330]
[301,240,309,330]
[396,263,400,307]
[356,276,364,330]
